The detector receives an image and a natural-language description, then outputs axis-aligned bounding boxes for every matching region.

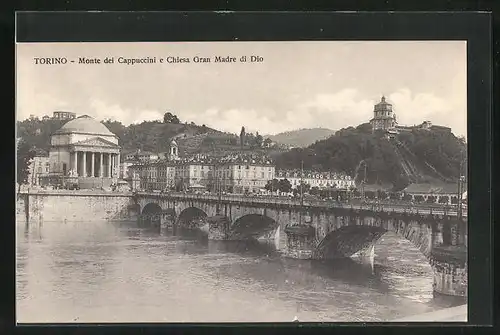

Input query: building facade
[120,160,136,180]
[123,149,159,162]
[175,160,214,191]
[27,152,50,186]
[219,156,275,194]
[47,115,121,189]
[276,170,355,190]
[402,183,463,205]
[130,152,276,194]
[136,161,175,191]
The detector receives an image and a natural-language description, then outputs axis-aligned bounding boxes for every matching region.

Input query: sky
[16,41,467,137]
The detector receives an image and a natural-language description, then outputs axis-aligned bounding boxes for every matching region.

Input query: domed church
[48,115,121,189]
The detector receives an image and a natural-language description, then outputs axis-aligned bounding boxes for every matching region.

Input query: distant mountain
[266,128,337,147]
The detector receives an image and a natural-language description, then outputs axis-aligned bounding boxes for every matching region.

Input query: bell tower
[370,95,396,132]
[169,140,179,160]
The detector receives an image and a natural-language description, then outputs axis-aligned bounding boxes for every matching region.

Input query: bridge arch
[314,217,433,262]
[177,207,208,230]
[140,202,163,227]
[230,214,279,240]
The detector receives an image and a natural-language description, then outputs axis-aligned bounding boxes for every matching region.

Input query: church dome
[55,115,115,136]
[375,96,392,106]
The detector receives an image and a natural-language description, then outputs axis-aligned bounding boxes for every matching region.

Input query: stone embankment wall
[16,192,134,224]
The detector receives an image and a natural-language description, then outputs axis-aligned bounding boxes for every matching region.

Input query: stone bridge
[135,191,467,298]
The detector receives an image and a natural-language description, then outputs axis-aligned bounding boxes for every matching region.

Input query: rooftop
[277,169,352,180]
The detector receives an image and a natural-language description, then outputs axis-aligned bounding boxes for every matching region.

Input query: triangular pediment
[72,137,120,148]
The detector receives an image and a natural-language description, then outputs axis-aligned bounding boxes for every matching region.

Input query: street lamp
[457,149,467,219]
[300,160,304,207]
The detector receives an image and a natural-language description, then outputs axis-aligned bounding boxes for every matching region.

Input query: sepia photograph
[16,40,468,323]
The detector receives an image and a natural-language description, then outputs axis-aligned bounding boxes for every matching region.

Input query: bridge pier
[283,224,316,259]
[207,216,231,240]
[431,246,467,297]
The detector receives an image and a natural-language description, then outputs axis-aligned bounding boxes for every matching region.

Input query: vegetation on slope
[16,113,280,157]
[274,123,466,191]
[266,127,336,148]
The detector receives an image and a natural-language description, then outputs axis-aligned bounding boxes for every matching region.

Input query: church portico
[71,149,120,178]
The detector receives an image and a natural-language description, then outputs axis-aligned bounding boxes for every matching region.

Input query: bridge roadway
[136,191,467,218]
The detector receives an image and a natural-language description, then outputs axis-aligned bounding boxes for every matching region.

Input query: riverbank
[393,304,467,322]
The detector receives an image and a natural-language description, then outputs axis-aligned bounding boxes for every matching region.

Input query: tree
[264,179,280,193]
[240,126,246,148]
[17,140,35,191]
[377,190,388,200]
[365,191,376,199]
[163,112,180,124]
[310,186,320,195]
[255,132,263,148]
[414,195,425,203]
[389,192,400,200]
[402,193,412,201]
[426,196,437,204]
[278,178,292,193]
[263,138,272,148]
[439,195,450,204]
[299,181,311,194]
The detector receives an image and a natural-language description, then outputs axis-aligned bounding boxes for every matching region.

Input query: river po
[16,220,464,323]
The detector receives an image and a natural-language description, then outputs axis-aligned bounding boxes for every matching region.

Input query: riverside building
[275,170,355,191]
[44,114,121,189]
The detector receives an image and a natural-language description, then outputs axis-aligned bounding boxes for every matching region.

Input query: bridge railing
[137,191,466,217]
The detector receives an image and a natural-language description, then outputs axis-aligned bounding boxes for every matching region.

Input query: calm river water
[16,220,464,323]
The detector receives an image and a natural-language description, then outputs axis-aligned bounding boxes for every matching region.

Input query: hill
[273,123,466,191]
[16,115,282,158]
[16,116,220,154]
[266,128,336,148]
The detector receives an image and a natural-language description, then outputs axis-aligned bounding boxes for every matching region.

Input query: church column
[91,152,95,177]
[82,151,87,177]
[107,153,112,178]
[74,151,79,175]
[110,153,115,177]
[117,153,121,178]
[99,152,104,177]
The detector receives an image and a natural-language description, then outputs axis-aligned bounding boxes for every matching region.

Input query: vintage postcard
[16,40,468,323]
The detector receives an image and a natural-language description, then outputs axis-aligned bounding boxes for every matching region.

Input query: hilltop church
[369,96,451,136]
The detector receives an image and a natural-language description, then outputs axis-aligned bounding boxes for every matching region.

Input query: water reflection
[16,221,463,323]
